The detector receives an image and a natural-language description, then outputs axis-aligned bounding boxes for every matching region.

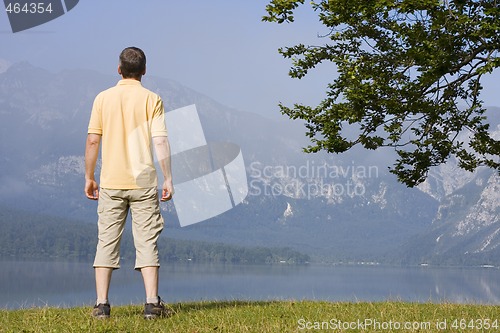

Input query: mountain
[398,113,500,265]
[397,167,499,265]
[0,62,497,264]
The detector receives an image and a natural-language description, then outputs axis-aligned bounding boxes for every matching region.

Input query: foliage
[0,207,309,264]
[263,0,500,186]
[2,300,500,332]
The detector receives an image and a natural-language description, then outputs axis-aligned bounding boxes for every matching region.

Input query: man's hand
[161,179,174,201]
[85,179,99,200]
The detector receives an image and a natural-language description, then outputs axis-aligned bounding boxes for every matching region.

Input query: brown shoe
[92,303,110,319]
[144,296,172,319]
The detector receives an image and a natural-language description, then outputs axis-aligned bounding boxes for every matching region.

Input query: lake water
[1,261,500,309]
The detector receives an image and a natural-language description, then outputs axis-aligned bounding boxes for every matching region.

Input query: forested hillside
[0,206,309,264]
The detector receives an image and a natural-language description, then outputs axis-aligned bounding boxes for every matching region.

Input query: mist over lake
[2,261,500,309]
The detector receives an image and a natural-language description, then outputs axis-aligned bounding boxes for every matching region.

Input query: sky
[1,0,499,120]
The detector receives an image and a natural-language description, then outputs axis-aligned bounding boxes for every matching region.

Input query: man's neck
[121,76,142,82]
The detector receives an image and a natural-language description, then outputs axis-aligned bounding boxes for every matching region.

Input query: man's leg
[141,266,159,301]
[129,187,167,318]
[95,267,113,304]
[93,188,128,306]
[141,265,171,319]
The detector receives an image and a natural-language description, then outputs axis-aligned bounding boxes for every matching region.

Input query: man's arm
[153,136,174,201]
[85,133,101,200]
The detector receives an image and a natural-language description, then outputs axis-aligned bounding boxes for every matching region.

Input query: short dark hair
[119,47,146,79]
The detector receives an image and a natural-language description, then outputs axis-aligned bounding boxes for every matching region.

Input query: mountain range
[0,61,498,265]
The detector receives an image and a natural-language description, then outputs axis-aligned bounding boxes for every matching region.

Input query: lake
[1,261,500,309]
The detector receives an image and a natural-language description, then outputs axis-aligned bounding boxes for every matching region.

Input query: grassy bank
[1,300,499,332]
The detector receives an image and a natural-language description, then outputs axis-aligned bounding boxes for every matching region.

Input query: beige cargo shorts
[93,187,164,270]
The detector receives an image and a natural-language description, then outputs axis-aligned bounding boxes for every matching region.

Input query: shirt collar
[117,79,142,86]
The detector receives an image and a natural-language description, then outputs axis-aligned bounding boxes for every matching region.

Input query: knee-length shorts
[93,187,164,270]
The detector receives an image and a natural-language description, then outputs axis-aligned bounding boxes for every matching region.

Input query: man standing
[84,47,173,319]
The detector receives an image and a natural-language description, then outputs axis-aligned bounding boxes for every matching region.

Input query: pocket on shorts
[131,190,164,227]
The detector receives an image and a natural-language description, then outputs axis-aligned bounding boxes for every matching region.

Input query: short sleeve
[151,97,168,137]
[88,94,103,135]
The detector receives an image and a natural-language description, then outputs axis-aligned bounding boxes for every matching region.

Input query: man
[84,47,174,319]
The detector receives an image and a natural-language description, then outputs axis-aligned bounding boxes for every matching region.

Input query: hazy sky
[1,0,499,119]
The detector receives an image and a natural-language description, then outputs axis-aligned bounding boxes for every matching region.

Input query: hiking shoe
[92,303,110,319]
[144,296,172,319]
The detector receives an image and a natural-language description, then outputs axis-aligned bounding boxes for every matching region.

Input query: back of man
[88,78,166,188]
[85,47,173,320]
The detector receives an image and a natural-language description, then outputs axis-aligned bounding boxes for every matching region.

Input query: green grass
[1,300,500,332]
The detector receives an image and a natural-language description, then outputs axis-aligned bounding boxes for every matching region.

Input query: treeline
[156,239,310,264]
[0,207,309,264]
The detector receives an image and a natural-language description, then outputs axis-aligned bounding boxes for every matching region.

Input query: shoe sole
[144,314,159,320]
[93,314,110,319]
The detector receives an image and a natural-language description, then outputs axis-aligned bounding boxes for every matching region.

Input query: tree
[263,0,500,186]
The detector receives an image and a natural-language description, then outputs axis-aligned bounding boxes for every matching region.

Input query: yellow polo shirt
[88,79,168,189]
